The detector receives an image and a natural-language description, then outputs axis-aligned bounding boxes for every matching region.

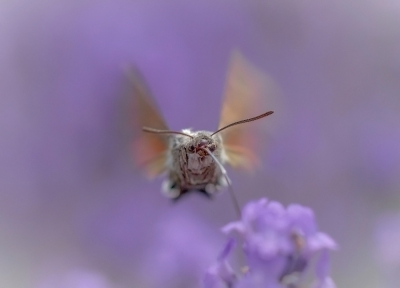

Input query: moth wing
[125,67,169,178]
[218,51,275,170]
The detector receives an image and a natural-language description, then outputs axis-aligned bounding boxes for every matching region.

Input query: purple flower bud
[205,198,337,288]
[203,239,236,288]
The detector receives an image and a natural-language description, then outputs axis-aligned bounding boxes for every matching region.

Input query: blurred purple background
[1,0,400,287]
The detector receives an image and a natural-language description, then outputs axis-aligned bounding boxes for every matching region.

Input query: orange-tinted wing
[218,51,275,170]
[125,66,169,177]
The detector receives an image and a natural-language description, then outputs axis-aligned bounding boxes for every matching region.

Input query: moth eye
[209,144,216,152]
[188,145,195,152]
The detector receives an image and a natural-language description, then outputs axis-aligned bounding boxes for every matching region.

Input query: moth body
[163,130,227,199]
[128,51,275,200]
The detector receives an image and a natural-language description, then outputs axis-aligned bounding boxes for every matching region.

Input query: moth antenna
[202,147,241,218]
[211,111,274,136]
[142,127,194,139]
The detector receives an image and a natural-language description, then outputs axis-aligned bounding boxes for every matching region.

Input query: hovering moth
[127,52,274,199]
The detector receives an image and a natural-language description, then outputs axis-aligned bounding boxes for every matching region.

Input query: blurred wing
[126,67,169,177]
[218,51,274,170]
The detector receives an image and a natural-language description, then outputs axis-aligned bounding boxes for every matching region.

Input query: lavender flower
[204,198,337,288]
[204,238,237,288]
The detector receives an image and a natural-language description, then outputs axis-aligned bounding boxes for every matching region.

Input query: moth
[127,52,274,200]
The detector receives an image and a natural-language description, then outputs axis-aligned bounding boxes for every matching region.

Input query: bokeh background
[1,0,400,287]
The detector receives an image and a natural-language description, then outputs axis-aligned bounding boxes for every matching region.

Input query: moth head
[186,134,217,157]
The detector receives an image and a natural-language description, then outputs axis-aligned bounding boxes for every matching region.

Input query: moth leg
[161,179,181,199]
[204,177,228,195]
[205,183,218,195]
